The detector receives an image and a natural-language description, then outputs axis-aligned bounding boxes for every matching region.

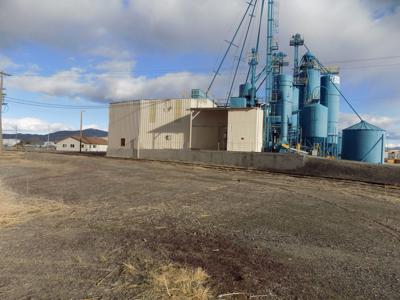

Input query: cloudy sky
[0,0,399,146]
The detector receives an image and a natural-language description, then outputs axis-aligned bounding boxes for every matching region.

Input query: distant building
[3,139,21,147]
[42,141,56,148]
[56,136,108,152]
[386,150,400,160]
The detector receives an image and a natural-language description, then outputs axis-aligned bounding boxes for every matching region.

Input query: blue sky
[0,0,399,146]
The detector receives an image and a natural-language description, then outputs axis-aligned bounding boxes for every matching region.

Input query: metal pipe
[265,0,275,105]
[226,0,258,104]
[206,0,255,96]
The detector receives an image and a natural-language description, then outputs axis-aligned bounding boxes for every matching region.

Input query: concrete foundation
[107,148,400,185]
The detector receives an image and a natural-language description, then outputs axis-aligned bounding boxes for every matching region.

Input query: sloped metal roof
[343,121,385,132]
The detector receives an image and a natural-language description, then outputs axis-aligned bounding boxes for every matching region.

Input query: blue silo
[300,52,321,105]
[299,52,322,145]
[301,103,328,147]
[342,121,386,164]
[277,74,293,143]
[321,75,341,154]
[298,84,306,110]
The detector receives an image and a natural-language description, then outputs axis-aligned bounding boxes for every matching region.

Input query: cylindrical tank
[305,68,321,102]
[302,103,328,142]
[300,52,321,104]
[342,121,386,164]
[278,74,293,143]
[298,84,305,111]
[321,75,340,146]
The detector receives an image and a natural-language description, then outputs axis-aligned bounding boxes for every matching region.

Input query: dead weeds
[95,261,213,299]
[0,180,65,227]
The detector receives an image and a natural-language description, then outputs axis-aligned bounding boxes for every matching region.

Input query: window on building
[81,144,84,148]
[71,144,75,148]
[93,145,97,148]
[121,138,126,147]
[63,144,67,148]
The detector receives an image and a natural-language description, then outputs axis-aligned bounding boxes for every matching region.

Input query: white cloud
[0,54,18,70]
[8,68,214,102]
[82,124,101,130]
[1,0,395,56]
[1,0,399,93]
[8,68,99,100]
[340,112,400,145]
[95,60,135,73]
[3,117,71,132]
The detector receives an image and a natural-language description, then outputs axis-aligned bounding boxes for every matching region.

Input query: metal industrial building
[107,98,264,158]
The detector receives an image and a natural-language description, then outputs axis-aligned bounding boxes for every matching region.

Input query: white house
[56,136,108,152]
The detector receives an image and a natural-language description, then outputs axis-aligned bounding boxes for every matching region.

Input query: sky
[0,0,399,146]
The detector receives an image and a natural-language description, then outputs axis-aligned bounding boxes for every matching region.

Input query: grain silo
[341,121,386,164]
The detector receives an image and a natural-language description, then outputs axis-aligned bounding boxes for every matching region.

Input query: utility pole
[0,71,11,154]
[80,110,84,153]
[47,126,50,150]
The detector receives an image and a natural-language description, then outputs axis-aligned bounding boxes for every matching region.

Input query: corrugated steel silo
[342,121,386,164]
[300,52,321,105]
[321,75,340,147]
[302,103,328,146]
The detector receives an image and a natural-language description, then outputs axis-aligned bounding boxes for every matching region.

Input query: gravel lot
[0,152,399,299]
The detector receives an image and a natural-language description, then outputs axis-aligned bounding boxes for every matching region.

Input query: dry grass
[0,180,65,227]
[103,262,213,299]
[148,265,212,300]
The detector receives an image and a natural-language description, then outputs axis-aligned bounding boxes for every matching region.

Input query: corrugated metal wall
[139,99,190,150]
[108,99,214,152]
[227,109,263,152]
[108,101,141,150]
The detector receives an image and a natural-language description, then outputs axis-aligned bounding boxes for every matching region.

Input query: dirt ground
[0,152,399,299]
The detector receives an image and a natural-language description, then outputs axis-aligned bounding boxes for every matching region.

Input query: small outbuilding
[56,136,108,152]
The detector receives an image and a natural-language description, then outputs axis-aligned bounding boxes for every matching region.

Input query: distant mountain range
[3,128,108,144]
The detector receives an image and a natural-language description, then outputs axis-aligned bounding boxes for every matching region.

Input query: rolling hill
[3,129,108,145]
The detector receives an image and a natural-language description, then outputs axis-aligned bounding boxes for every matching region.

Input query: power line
[339,62,400,70]
[324,55,400,65]
[304,44,363,122]
[4,96,109,110]
[7,54,400,79]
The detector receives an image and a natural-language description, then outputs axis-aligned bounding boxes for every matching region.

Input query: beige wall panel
[139,99,191,150]
[108,98,214,152]
[227,109,264,152]
[108,101,140,150]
